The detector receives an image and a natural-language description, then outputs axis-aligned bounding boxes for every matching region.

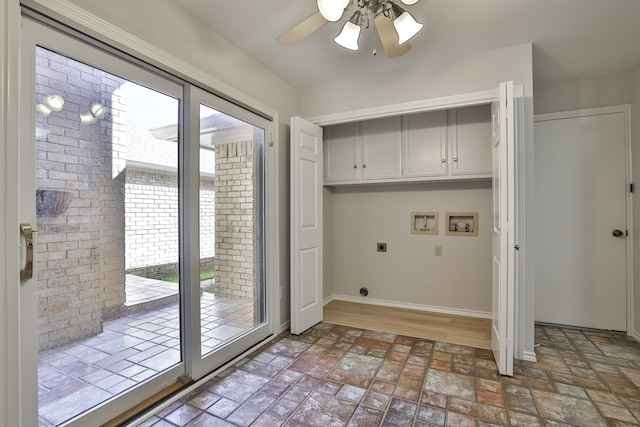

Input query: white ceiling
[171,0,640,90]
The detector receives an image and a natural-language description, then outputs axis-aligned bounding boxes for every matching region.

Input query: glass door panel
[22,19,185,426]
[192,89,271,379]
[21,16,276,426]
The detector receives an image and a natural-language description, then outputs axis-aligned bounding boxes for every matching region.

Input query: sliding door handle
[20,223,34,281]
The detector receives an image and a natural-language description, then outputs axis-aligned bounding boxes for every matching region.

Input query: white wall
[534,71,632,114]
[325,182,492,315]
[632,64,640,337]
[323,187,335,299]
[59,0,299,327]
[299,44,533,117]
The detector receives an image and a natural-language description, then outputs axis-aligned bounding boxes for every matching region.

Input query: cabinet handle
[362,164,367,168]
[453,157,458,162]
[353,165,357,169]
[441,159,446,163]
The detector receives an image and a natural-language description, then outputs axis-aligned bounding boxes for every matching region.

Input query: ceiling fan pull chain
[372,24,378,56]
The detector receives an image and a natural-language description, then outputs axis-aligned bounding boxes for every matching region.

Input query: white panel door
[291,117,324,334]
[491,81,515,376]
[535,109,628,331]
[402,110,448,177]
[360,116,402,180]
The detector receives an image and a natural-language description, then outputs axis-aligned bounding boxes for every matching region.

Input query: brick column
[213,141,255,300]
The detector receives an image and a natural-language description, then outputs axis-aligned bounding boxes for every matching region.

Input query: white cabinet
[402,110,448,177]
[448,104,492,176]
[324,117,401,183]
[360,116,402,180]
[323,105,491,185]
[324,122,359,182]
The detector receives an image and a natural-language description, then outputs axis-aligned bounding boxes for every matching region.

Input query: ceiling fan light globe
[318,0,346,22]
[399,0,420,4]
[334,21,361,50]
[394,11,423,44]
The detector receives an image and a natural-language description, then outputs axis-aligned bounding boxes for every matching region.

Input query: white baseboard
[323,294,336,306]
[323,293,492,319]
[279,321,291,334]
[522,350,537,363]
[632,330,640,343]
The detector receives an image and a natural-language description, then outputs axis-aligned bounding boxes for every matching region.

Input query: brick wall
[124,168,215,278]
[35,47,255,350]
[35,47,126,349]
[213,141,255,300]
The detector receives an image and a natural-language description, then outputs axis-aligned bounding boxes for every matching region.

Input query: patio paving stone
[37,274,254,426]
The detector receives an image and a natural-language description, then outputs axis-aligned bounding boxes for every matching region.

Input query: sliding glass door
[189,87,271,379]
[19,16,274,426]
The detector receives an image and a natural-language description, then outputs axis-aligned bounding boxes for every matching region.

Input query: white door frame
[7,4,282,426]
[306,86,529,361]
[534,105,634,336]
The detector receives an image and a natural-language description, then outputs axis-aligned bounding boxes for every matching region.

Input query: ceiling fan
[277,0,424,58]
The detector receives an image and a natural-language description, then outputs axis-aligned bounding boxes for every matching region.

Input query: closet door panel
[324,122,359,182]
[450,105,492,176]
[360,116,401,180]
[402,110,448,177]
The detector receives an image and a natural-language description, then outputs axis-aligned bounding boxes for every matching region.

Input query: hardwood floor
[323,300,491,349]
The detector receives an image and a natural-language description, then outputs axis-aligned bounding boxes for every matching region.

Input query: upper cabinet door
[324,122,360,183]
[449,105,493,176]
[360,116,402,180]
[402,110,448,177]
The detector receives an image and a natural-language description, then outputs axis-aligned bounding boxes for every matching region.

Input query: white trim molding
[2,1,22,426]
[307,89,498,126]
[324,294,492,319]
[522,351,538,363]
[279,321,291,334]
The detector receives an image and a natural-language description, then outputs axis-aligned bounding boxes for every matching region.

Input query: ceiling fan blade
[374,13,411,58]
[277,11,329,45]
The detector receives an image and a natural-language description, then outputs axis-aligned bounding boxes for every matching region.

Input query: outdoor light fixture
[279,0,424,58]
[80,101,109,125]
[90,102,109,120]
[35,94,65,117]
[79,111,97,125]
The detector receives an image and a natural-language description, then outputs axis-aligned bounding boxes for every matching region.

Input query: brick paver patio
[37,275,255,426]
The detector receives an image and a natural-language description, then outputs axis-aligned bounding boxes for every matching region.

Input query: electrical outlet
[377,242,387,252]
[434,245,442,256]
